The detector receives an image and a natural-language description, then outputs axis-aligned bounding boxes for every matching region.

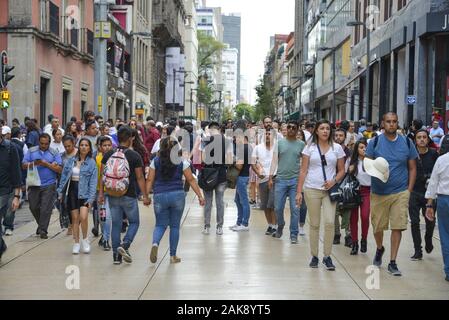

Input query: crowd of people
[0,111,448,283]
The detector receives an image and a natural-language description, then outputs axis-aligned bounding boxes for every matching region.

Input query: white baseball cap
[363,157,390,183]
[2,126,11,135]
[156,122,163,127]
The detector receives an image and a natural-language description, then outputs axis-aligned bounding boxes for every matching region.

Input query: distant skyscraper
[222,13,241,104]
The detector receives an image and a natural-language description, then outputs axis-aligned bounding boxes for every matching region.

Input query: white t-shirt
[304,130,312,144]
[356,160,371,186]
[252,143,275,183]
[302,143,345,190]
[50,141,65,154]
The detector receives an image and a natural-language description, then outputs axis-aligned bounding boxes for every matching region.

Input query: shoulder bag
[317,144,342,202]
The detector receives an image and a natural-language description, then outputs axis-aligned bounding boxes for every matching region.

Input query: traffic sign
[407,95,416,105]
[0,89,10,109]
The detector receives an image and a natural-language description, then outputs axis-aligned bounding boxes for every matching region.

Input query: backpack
[440,134,449,155]
[103,148,130,197]
[372,134,411,156]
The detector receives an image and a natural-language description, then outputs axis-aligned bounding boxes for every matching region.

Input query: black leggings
[67,181,88,212]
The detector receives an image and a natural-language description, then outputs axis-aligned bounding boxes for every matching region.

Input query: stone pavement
[0,190,448,300]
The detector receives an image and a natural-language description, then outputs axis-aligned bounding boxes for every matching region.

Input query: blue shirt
[430,127,444,145]
[366,134,418,195]
[23,147,62,187]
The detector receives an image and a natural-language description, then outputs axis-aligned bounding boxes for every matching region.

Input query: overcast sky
[206,0,295,105]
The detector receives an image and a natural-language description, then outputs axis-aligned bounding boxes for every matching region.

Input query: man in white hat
[365,112,418,276]
[1,126,11,140]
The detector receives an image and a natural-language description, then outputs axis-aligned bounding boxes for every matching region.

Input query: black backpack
[440,134,449,155]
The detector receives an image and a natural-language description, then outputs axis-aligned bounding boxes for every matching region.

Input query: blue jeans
[152,190,185,256]
[0,192,14,231]
[108,196,140,254]
[437,194,449,277]
[234,176,250,227]
[275,177,303,237]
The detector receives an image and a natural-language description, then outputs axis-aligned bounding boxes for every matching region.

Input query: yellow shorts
[370,190,410,233]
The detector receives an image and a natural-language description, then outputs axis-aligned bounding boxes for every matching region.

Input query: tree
[222,106,234,122]
[235,103,255,122]
[254,77,275,121]
[197,31,225,74]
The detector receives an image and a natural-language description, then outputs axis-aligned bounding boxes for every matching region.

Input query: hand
[11,197,20,211]
[198,196,206,207]
[268,179,273,190]
[143,196,151,206]
[323,180,336,190]
[295,193,303,208]
[425,207,435,221]
[84,202,91,209]
[98,193,105,205]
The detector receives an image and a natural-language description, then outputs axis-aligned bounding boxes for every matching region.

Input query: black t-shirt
[414,148,439,194]
[237,143,252,177]
[102,147,144,198]
[203,134,227,184]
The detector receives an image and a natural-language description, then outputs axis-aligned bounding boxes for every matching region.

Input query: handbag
[337,174,362,209]
[198,166,221,191]
[226,164,241,189]
[26,163,41,188]
[317,144,342,202]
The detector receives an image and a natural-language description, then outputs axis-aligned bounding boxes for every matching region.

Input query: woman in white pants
[296,120,346,270]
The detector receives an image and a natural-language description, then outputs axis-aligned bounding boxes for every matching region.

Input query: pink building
[0,0,94,127]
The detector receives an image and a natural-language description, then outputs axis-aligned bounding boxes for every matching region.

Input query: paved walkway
[0,190,448,300]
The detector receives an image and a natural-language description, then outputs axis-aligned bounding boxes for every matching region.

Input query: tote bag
[26,163,41,187]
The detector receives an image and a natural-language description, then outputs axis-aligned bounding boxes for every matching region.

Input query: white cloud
[205,0,295,105]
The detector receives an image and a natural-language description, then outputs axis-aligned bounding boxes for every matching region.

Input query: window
[384,0,393,21]
[49,1,59,36]
[62,89,70,126]
[87,29,94,55]
[397,0,406,11]
[71,27,79,48]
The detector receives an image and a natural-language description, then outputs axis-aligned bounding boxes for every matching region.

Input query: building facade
[222,13,241,105]
[0,0,94,126]
[222,46,238,109]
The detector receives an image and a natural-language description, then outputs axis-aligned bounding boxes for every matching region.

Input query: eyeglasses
[287,125,297,130]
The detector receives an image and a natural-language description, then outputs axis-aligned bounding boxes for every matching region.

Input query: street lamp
[347,19,370,121]
[319,46,336,123]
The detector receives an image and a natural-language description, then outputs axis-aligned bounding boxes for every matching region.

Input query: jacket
[57,156,98,204]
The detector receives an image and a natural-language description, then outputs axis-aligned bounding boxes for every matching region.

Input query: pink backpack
[103,149,130,197]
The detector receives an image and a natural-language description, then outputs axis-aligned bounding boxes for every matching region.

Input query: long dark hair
[26,120,40,133]
[349,139,367,176]
[65,121,78,138]
[310,119,333,146]
[131,128,149,165]
[76,138,93,160]
[158,137,181,180]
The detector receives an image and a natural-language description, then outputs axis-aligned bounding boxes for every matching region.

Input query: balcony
[152,0,185,47]
[80,28,94,57]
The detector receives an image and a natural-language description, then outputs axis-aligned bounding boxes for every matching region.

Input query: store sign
[94,22,111,38]
[426,13,449,32]
[407,95,416,105]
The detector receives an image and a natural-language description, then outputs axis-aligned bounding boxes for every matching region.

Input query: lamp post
[319,46,336,123]
[347,19,371,121]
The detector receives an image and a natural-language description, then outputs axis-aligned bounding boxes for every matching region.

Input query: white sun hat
[363,157,390,183]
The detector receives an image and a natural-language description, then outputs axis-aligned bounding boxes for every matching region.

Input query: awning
[285,111,299,121]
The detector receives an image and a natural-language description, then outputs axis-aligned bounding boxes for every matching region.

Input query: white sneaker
[299,227,306,236]
[233,225,249,232]
[72,243,80,255]
[202,227,210,235]
[216,227,223,235]
[82,238,90,254]
[229,224,239,230]
[4,229,13,236]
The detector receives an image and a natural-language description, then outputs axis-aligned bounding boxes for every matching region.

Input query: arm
[425,160,440,222]
[268,145,278,189]
[87,165,98,205]
[295,155,310,207]
[407,159,417,193]
[183,168,205,206]
[135,166,150,205]
[145,167,155,195]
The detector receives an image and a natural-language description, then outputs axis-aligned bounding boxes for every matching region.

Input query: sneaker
[309,256,319,268]
[350,241,359,255]
[81,238,90,254]
[249,199,256,205]
[233,225,249,232]
[387,261,402,276]
[344,235,352,248]
[39,231,48,239]
[425,241,434,254]
[410,251,423,261]
[202,226,210,235]
[360,239,367,253]
[373,246,385,267]
[98,236,104,247]
[113,253,122,265]
[36,227,40,235]
[270,228,277,235]
[322,256,336,271]
[150,244,158,263]
[333,234,341,245]
[103,240,111,251]
[118,244,132,263]
[170,256,181,264]
[265,226,273,235]
[91,227,99,237]
[229,224,239,230]
[216,226,223,235]
[72,243,80,255]
[272,229,283,238]
[4,229,13,236]
[298,227,306,236]
[290,237,298,244]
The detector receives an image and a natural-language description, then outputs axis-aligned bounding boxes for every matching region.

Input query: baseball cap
[2,126,11,135]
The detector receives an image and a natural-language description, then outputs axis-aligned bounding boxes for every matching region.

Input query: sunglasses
[287,125,297,130]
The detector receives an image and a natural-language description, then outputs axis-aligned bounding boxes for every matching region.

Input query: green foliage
[254,78,275,121]
[234,103,255,122]
[222,106,234,122]
[197,31,226,74]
